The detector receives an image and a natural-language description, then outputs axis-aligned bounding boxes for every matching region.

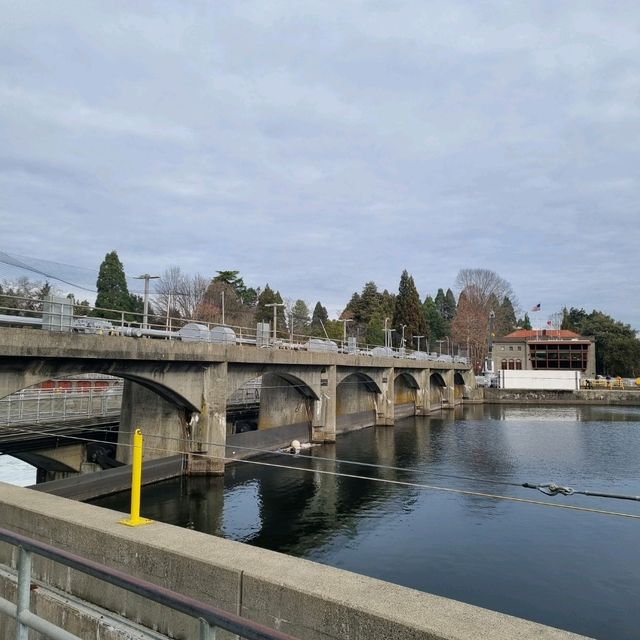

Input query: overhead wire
[3,423,640,521]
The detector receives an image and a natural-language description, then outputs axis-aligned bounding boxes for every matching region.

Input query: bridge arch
[255,372,317,436]
[429,372,448,409]
[394,372,419,419]
[336,373,379,432]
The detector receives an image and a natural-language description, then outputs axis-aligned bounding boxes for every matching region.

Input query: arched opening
[454,371,467,403]
[336,373,379,432]
[429,372,448,409]
[227,372,318,457]
[394,372,419,419]
[0,374,124,484]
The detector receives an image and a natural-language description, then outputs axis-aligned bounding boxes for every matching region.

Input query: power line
[3,424,640,521]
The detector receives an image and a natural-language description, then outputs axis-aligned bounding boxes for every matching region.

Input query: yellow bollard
[119,429,153,527]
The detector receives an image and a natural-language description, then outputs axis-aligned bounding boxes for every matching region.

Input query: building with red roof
[490,328,596,377]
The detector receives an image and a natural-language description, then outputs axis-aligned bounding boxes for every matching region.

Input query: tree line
[1,250,638,376]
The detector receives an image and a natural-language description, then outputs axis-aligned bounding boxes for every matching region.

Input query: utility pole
[487,309,496,372]
[265,303,285,344]
[134,274,160,329]
[221,290,225,325]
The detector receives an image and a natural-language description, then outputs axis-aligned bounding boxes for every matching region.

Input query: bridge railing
[0,526,297,640]
[0,293,470,365]
[0,386,123,426]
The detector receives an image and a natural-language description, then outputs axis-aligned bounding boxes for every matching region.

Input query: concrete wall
[0,484,587,640]
[118,380,189,464]
[258,373,311,431]
[336,374,376,432]
[485,388,640,405]
[497,370,581,390]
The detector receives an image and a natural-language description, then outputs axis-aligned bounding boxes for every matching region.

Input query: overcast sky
[1,1,639,327]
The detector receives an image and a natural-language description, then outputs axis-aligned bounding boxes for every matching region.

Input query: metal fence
[0,526,297,640]
[0,293,470,364]
[0,386,123,426]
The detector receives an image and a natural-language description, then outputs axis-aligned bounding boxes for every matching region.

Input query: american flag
[531,303,541,312]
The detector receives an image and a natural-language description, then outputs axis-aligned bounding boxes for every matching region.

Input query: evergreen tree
[255,285,287,336]
[434,288,447,318]
[310,301,329,334]
[497,296,517,336]
[291,299,311,335]
[213,270,258,305]
[392,270,427,348]
[365,312,385,346]
[522,313,532,330]
[562,308,640,376]
[343,291,362,322]
[422,296,447,346]
[443,288,457,321]
[94,251,133,319]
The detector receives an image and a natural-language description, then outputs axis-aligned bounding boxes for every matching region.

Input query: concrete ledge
[0,484,589,640]
[485,389,640,405]
[29,454,185,500]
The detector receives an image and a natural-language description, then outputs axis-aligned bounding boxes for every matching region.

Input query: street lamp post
[388,328,396,350]
[436,339,444,355]
[134,274,160,329]
[445,336,450,356]
[339,318,353,352]
[265,303,285,344]
[401,324,407,351]
[384,317,389,348]
[414,335,424,353]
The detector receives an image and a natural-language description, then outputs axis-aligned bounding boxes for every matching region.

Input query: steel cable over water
[3,424,640,521]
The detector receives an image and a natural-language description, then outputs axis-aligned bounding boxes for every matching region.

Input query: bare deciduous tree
[153,266,208,321]
[452,269,518,372]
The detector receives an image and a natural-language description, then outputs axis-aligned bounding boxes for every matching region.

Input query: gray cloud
[1,1,638,326]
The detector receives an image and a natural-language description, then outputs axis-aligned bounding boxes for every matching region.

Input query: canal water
[93,405,640,640]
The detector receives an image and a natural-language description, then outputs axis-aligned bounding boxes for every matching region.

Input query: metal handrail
[0,387,123,426]
[0,526,297,640]
[0,293,471,364]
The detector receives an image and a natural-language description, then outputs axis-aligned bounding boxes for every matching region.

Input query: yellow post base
[118,516,154,527]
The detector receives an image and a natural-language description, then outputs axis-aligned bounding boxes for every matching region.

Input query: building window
[529,342,589,371]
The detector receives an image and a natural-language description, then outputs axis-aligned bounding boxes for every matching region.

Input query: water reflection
[93,405,640,640]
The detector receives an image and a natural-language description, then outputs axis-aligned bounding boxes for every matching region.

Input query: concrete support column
[375,367,394,426]
[442,370,455,409]
[188,362,227,475]
[311,365,336,443]
[415,369,430,415]
[118,381,188,465]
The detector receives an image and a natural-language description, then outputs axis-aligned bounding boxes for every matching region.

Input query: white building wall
[498,370,581,390]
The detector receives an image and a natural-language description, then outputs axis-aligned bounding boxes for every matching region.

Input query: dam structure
[0,326,477,479]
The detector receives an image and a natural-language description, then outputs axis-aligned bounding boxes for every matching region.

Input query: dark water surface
[94,405,640,639]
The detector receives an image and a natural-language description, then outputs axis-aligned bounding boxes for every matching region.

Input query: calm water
[0,455,36,486]
[94,405,640,640]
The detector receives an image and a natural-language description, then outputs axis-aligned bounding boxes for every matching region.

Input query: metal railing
[0,293,470,364]
[0,386,123,426]
[0,526,297,640]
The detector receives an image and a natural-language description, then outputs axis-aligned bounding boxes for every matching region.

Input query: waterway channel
[93,405,640,640]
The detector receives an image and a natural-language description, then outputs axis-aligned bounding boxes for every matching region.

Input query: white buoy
[291,439,301,451]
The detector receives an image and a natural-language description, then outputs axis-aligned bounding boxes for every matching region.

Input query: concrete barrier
[485,389,640,405]
[0,484,589,639]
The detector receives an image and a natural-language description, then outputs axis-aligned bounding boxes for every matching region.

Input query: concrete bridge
[0,327,477,477]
